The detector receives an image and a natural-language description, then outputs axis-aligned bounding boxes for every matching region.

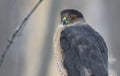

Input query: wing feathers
[60,24,108,76]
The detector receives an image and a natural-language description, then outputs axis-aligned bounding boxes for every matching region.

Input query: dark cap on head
[61,9,84,19]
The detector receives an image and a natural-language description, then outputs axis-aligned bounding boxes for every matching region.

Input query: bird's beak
[62,16,67,25]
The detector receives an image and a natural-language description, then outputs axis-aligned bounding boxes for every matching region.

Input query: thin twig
[0,0,43,68]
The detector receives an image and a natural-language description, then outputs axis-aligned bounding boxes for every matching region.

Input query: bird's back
[60,24,108,76]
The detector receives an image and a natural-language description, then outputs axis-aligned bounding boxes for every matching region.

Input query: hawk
[53,9,108,76]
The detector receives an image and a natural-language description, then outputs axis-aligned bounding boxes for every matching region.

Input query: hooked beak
[62,17,67,25]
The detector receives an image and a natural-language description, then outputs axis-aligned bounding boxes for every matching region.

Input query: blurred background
[0,0,119,76]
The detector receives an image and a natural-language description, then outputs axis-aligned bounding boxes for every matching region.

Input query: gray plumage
[60,24,108,76]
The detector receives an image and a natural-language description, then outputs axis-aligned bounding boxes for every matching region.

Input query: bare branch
[0,0,43,68]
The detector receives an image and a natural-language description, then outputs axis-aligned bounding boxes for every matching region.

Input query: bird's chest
[53,27,67,76]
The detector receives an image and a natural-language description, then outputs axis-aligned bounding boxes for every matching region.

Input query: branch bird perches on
[0,0,43,68]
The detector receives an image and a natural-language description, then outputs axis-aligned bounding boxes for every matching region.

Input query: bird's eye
[71,15,77,20]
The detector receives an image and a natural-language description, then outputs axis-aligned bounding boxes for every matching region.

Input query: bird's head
[61,9,85,26]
